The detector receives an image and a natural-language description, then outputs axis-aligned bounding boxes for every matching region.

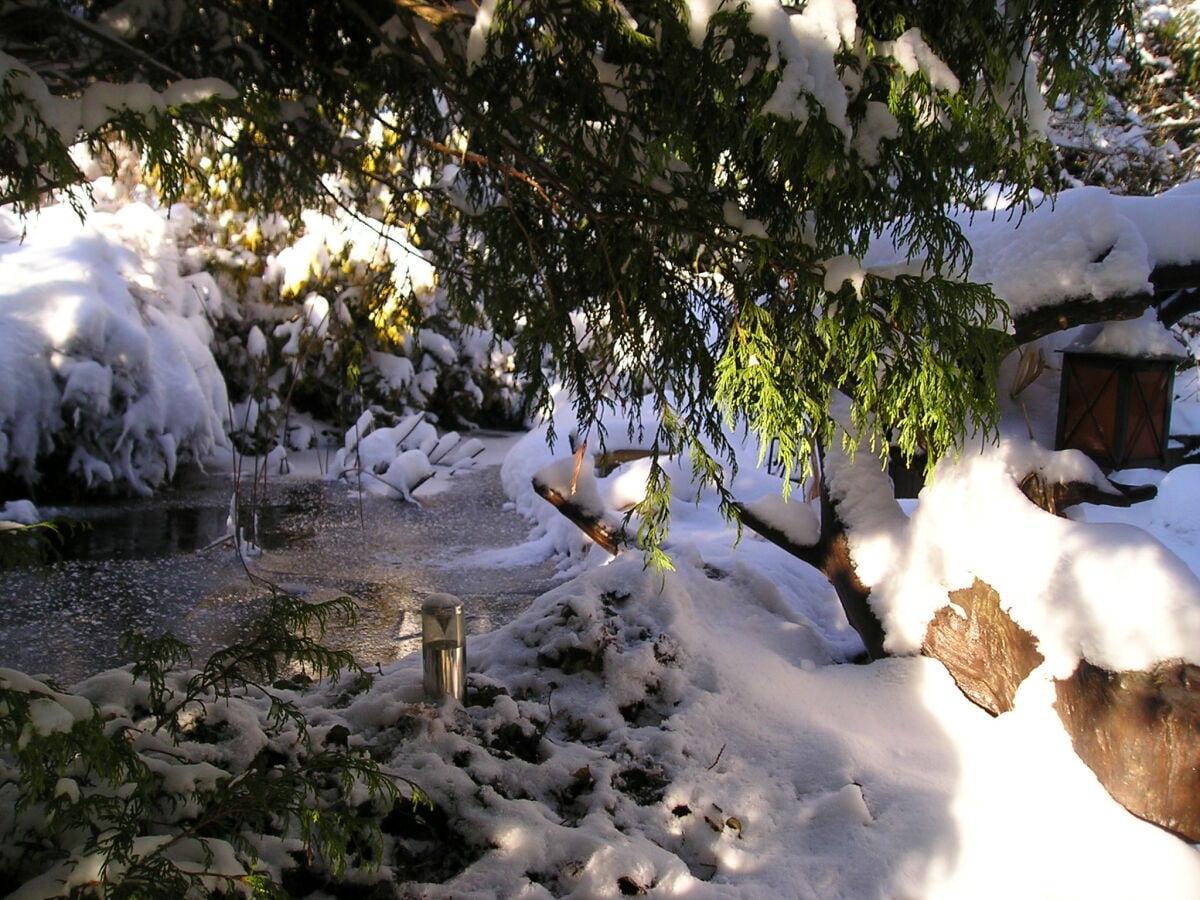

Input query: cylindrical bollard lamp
[422,593,465,703]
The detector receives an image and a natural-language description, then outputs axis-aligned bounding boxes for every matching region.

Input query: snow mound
[0,202,229,494]
[322,553,1200,898]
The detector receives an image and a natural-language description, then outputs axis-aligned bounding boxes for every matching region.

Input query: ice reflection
[0,459,557,686]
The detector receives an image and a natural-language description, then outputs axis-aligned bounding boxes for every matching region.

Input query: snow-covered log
[531,473,627,556]
[918,572,1200,840]
[821,440,1200,842]
[1055,659,1200,840]
[1011,260,1200,344]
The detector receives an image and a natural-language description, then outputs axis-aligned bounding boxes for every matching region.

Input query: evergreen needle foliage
[0,590,427,898]
[1,0,1137,550]
[0,519,85,570]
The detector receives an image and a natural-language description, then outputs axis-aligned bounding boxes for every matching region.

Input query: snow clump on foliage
[0,201,229,494]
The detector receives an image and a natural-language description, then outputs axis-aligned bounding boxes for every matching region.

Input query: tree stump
[1054,659,1200,841]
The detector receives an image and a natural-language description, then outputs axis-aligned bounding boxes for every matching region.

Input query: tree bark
[1017,472,1157,517]
[1054,659,1200,841]
[921,578,1044,715]
[1012,289,1154,344]
[531,475,626,555]
[736,491,887,662]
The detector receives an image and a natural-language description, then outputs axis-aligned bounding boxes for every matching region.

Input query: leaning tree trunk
[915,471,1200,841]
[736,488,886,661]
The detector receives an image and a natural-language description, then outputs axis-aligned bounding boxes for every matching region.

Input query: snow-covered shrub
[0,592,423,898]
[182,200,525,458]
[328,408,486,501]
[1049,0,1200,193]
[0,156,524,497]
[0,201,229,496]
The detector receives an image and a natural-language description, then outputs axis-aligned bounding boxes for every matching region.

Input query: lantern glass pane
[1061,359,1120,462]
[1126,367,1171,465]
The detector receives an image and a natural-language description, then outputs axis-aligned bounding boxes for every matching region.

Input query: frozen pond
[1,434,560,686]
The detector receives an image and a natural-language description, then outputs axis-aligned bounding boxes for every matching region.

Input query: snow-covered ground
[4,185,1200,896]
[312,551,1200,898]
[16,412,1200,896]
[365,399,1199,898]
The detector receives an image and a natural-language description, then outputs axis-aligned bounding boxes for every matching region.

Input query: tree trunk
[735,485,887,662]
[1055,659,1200,841]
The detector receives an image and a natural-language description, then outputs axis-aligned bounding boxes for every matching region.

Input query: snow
[0,201,229,491]
[741,492,821,546]
[1,54,234,149]
[822,253,867,295]
[1,499,40,525]
[246,324,268,359]
[5,129,1200,897]
[682,1,961,159]
[867,438,1200,674]
[466,0,503,71]
[880,28,961,93]
[323,409,478,502]
[874,184,1200,321]
[1064,307,1188,358]
[286,547,1199,898]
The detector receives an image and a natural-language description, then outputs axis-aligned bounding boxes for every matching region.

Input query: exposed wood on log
[1018,472,1157,517]
[393,0,464,27]
[921,578,1045,716]
[821,528,886,662]
[816,476,889,660]
[532,475,627,555]
[1054,659,1200,842]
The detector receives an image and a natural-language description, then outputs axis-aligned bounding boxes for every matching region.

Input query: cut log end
[1054,659,1200,842]
[921,578,1044,716]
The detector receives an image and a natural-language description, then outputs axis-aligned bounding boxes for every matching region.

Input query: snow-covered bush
[328,408,486,502]
[1050,0,1200,193]
[0,200,229,496]
[0,146,528,495]
[182,200,525,458]
[0,592,421,898]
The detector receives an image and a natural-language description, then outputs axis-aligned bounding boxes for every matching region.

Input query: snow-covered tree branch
[2,0,1143,532]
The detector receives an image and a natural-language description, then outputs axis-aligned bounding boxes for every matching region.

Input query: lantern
[1055,346,1182,470]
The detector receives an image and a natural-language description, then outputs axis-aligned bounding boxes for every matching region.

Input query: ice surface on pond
[0,442,557,686]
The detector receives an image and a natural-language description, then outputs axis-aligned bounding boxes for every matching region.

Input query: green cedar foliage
[0,591,425,897]
[1,0,1135,552]
[0,519,85,570]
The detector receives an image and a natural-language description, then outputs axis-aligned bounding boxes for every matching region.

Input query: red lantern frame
[1055,350,1178,470]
